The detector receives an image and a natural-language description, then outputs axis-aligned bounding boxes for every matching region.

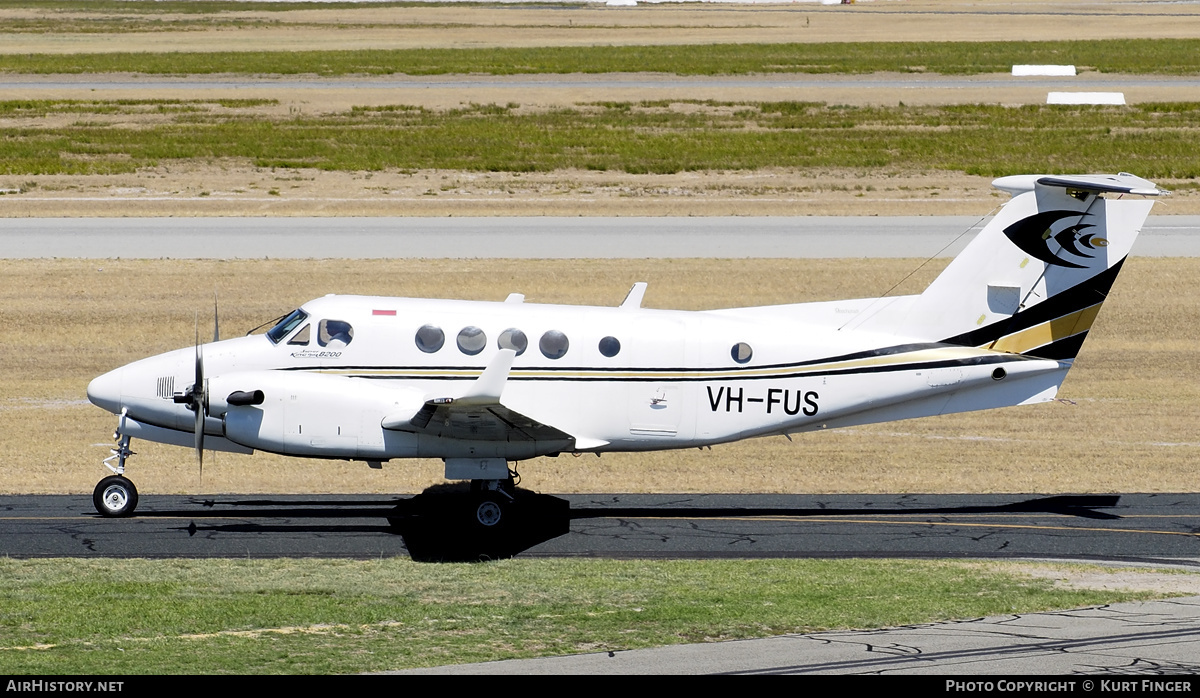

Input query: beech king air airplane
[87,173,1164,528]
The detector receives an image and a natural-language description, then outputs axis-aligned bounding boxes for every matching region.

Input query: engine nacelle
[214,371,425,459]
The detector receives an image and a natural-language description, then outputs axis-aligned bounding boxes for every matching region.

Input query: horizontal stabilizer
[993,173,1166,197]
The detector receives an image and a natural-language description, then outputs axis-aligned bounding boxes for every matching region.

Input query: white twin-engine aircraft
[87,173,1164,527]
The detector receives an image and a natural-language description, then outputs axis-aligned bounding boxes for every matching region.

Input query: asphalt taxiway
[4,493,1198,565]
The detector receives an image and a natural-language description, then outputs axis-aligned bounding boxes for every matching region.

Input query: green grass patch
[0,558,1159,674]
[3,98,1200,178]
[3,40,1200,76]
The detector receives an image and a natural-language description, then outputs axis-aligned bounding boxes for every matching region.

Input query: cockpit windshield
[266,309,309,344]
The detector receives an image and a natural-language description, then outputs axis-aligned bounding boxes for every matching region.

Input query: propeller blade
[195,401,205,484]
[194,313,202,391]
[193,316,207,484]
[213,291,220,343]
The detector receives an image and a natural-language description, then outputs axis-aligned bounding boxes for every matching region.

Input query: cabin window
[266,309,308,344]
[318,319,354,348]
[415,325,444,353]
[540,330,569,360]
[287,324,311,346]
[598,336,621,357]
[457,326,487,355]
[498,328,528,356]
[731,342,753,364]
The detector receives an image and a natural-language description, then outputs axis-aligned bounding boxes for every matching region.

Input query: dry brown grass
[4,164,1195,218]
[4,1,1199,55]
[0,166,1022,218]
[3,256,1196,496]
[14,166,1200,218]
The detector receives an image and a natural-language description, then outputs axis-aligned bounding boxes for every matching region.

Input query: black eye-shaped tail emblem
[1003,210,1107,269]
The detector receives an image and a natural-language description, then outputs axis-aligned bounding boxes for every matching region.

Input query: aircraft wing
[403,399,576,443]
[380,348,606,449]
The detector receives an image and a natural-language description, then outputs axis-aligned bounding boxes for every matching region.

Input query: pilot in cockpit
[322,320,354,348]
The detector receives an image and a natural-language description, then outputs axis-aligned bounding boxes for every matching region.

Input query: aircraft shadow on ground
[136,491,1121,563]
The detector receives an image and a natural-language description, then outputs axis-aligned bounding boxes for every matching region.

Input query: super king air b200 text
[87,173,1165,530]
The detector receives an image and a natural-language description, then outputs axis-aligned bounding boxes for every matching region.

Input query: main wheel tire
[93,475,138,517]
[473,496,505,529]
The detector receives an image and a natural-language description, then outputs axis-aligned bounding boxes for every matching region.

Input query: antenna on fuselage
[620,282,648,309]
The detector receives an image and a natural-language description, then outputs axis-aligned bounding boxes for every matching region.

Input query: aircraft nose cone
[87,368,123,414]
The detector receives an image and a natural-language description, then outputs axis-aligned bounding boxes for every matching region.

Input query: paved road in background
[400,597,1200,675]
[3,216,1199,258]
[5,74,1200,93]
[9,75,1200,91]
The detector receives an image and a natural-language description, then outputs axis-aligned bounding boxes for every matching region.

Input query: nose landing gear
[93,475,138,518]
[94,409,139,517]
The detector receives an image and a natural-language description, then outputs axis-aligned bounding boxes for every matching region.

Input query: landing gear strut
[94,410,139,517]
[469,470,518,531]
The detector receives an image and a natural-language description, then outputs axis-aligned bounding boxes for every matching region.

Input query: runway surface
[4,493,1198,565]
[3,215,1200,258]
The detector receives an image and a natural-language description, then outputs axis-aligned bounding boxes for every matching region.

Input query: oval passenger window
[457,326,487,355]
[540,330,569,360]
[598,336,621,357]
[498,328,528,356]
[415,325,445,353]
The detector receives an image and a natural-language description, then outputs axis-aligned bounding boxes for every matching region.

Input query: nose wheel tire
[93,476,138,517]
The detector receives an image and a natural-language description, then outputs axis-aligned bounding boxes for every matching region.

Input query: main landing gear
[469,473,518,532]
[93,410,139,517]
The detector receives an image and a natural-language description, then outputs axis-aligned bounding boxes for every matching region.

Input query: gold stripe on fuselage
[301,345,1011,382]
[986,302,1103,354]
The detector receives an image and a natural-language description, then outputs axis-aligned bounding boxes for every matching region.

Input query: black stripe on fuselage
[276,342,1040,380]
[1021,332,1090,362]
[293,352,1030,383]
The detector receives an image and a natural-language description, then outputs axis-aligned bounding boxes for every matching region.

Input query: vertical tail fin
[859,173,1164,359]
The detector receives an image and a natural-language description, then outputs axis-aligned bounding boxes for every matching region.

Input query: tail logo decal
[1003,210,1106,269]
